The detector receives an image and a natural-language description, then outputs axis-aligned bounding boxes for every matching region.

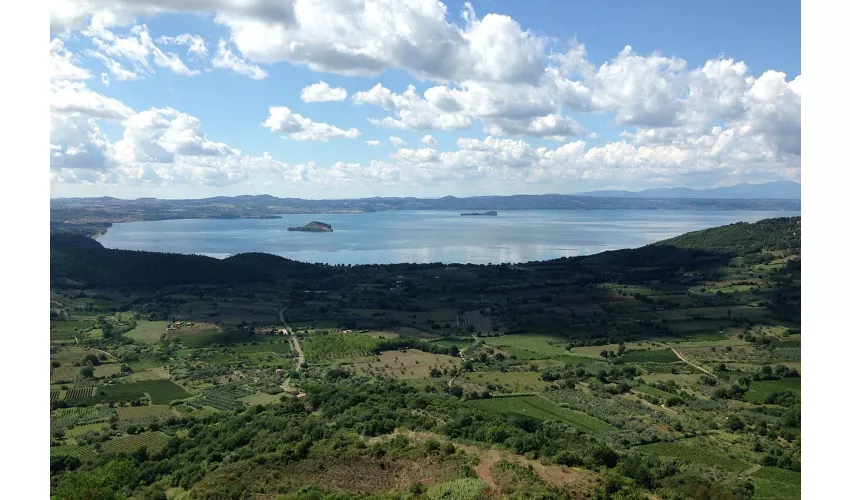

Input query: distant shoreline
[66,207,801,241]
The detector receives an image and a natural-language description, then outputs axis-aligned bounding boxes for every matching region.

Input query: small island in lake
[460,211,497,216]
[287,221,333,232]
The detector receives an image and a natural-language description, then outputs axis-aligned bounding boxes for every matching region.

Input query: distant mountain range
[575,181,800,200]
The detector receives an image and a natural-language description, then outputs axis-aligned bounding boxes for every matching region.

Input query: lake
[97,210,799,265]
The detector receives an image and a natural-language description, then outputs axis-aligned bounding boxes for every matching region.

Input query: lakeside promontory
[287,221,333,232]
[460,211,497,216]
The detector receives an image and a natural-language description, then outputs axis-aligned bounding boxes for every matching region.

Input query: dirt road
[280,308,305,392]
[669,346,715,378]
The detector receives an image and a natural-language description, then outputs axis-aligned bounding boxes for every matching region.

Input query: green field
[638,438,750,472]
[166,326,226,347]
[201,386,249,411]
[80,380,190,405]
[65,422,108,440]
[101,432,171,455]
[743,378,801,403]
[65,387,96,400]
[619,348,680,363]
[51,347,117,366]
[468,395,616,432]
[50,319,95,341]
[51,366,81,384]
[53,407,98,419]
[116,405,174,421]
[751,467,801,500]
[633,385,677,399]
[555,354,604,365]
[486,334,568,359]
[302,333,382,361]
[125,320,169,343]
[93,363,123,378]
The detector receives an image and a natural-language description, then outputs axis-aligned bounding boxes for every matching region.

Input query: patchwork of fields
[48,218,802,499]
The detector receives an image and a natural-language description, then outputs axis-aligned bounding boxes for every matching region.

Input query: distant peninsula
[460,211,497,216]
[287,221,333,232]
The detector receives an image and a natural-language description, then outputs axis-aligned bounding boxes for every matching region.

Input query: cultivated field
[50,367,81,384]
[349,349,461,379]
[125,320,169,343]
[101,432,171,455]
[638,437,751,473]
[743,378,802,403]
[486,334,568,359]
[302,332,382,361]
[116,405,174,421]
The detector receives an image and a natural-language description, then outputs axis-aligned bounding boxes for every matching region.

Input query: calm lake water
[98,210,799,265]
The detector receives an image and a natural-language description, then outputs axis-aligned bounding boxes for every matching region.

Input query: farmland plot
[751,467,801,500]
[638,438,750,472]
[201,386,249,411]
[101,432,170,455]
[65,387,96,400]
[53,407,98,419]
[350,349,460,379]
[743,378,801,403]
[51,367,81,384]
[117,405,174,421]
[302,333,382,361]
[487,334,568,358]
[619,348,679,363]
[457,311,492,335]
[93,364,123,378]
[81,380,190,405]
[125,320,169,343]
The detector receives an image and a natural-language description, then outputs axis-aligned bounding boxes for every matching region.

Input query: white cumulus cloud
[261,107,360,142]
[300,81,347,102]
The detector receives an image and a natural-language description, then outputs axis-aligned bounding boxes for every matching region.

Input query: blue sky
[50,0,801,199]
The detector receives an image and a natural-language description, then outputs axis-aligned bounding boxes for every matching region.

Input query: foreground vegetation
[49,217,801,499]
